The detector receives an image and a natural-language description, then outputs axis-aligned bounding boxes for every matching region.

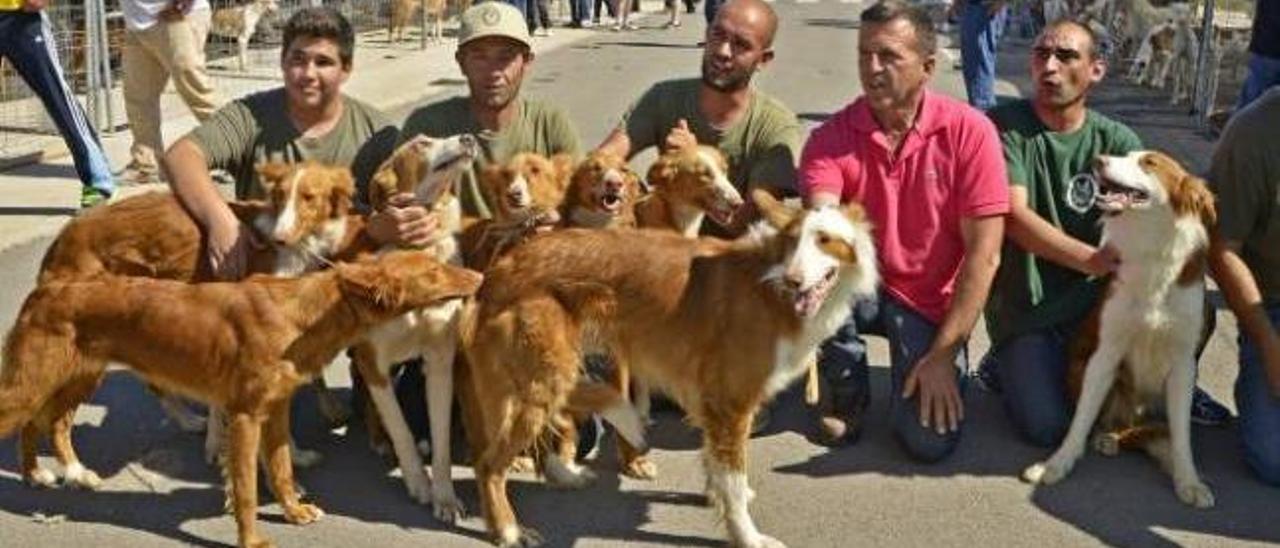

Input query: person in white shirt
[120,0,221,184]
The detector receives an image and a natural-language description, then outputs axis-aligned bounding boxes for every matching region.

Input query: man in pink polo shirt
[799,0,1008,461]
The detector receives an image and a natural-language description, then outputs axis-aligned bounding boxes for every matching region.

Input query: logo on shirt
[1064,172,1099,214]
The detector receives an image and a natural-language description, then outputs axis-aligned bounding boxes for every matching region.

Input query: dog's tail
[565,381,647,452]
[0,291,83,438]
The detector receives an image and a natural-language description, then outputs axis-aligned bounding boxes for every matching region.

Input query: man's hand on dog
[903,350,963,434]
[207,215,263,281]
[369,192,442,248]
[1084,245,1121,277]
[664,119,698,153]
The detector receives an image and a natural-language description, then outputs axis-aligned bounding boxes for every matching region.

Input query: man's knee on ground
[1243,434,1280,487]
[892,410,960,463]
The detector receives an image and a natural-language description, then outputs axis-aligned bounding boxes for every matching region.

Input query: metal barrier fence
[0,0,468,164]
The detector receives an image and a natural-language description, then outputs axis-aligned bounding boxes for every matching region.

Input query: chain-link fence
[0,0,471,165]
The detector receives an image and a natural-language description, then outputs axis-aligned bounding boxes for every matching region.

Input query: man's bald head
[715,0,779,49]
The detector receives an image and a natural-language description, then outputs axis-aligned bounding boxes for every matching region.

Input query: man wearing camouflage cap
[400,1,581,218]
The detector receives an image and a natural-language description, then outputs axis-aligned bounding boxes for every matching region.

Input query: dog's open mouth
[793,268,838,318]
[1094,172,1150,212]
[599,190,624,213]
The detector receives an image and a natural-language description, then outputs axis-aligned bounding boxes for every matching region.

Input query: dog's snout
[459,134,478,153]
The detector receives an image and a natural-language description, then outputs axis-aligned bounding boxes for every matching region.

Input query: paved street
[0,1,1275,546]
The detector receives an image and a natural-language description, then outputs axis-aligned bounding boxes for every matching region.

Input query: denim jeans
[526,0,550,30]
[704,0,721,25]
[959,1,1008,111]
[982,325,1077,447]
[819,293,969,462]
[570,0,592,24]
[1236,304,1280,486]
[1237,53,1280,111]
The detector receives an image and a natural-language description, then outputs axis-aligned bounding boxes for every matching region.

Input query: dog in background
[1023,151,1218,508]
[210,0,280,72]
[0,251,483,548]
[459,151,574,269]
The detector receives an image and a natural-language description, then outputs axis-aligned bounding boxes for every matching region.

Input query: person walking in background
[0,0,115,208]
[1237,0,1280,109]
[120,0,221,185]
[569,0,593,28]
[959,0,1008,110]
[526,0,552,36]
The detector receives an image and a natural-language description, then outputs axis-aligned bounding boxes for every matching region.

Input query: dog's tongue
[795,289,824,318]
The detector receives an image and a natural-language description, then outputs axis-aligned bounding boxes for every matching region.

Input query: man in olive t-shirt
[399,2,580,220]
[981,21,1144,447]
[596,0,801,238]
[1207,87,1280,486]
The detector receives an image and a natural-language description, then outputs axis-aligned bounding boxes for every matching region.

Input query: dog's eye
[817,234,831,246]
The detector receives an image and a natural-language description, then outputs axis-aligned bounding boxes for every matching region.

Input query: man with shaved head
[597,0,801,239]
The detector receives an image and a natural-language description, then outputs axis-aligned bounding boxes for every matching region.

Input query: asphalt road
[0,2,1274,547]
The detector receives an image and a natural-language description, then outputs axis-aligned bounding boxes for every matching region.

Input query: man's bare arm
[595,127,632,159]
[1006,186,1117,276]
[1209,233,1280,396]
[165,138,251,278]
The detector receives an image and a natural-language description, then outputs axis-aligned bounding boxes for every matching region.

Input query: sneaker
[116,161,161,186]
[1190,387,1232,426]
[79,186,109,209]
[815,384,867,446]
[972,353,1002,394]
[533,27,551,37]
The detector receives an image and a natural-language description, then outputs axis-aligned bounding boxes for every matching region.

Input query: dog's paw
[25,467,58,489]
[243,535,276,548]
[431,487,466,523]
[1092,433,1121,456]
[403,468,432,505]
[283,502,325,525]
[497,525,544,548]
[744,533,788,548]
[1022,459,1071,486]
[1176,479,1215,509]
[621,455,659,480]
[63,463,103,490]
[290,446,324,469]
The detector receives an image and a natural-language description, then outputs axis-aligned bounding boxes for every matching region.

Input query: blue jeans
[1236,304,1280,486]
[819,293,969,462]
[959,1,1008,111]
[704,0,721,25]
[983,325,1076,447]
[1237,53,1280,110]
[570,0,591,24]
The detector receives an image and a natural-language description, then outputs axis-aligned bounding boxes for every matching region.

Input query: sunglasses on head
[1033,46,1084,62]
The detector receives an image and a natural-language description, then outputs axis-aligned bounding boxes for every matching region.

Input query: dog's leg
[1024,342,1125,486]
[311,376,351,429]
[262,399,325,525]
[703,406,783,548]
[19,422,57,488]
[478,406,548,548]
[1165,359,1214,508]
[228,411,269,548]
[237,37,249,72]
[367,375,431,504]
[51,408,101,490]
[422,337,465,522]
[611,355,657,479]
[206,408,226,465]
[540,412,597,489]
[156,393,209,433]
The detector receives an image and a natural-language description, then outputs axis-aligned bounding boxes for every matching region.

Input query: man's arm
[1209,234,1280,396]
[903,214,1004,432]
[596,127,632,159]
[1007,186,1118,276]
[165,138,253,278]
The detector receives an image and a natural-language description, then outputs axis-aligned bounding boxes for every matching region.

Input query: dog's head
[337,250,484,315]
[1093,151,1216,227]
[255,0,280,15]
[256,162,355,246]
[754,190,879,319]
[479,152,573,229]
[564,151,643,228]
[369,134,478,211]
[646,145,744,228]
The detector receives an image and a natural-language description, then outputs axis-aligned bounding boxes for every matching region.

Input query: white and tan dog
[460,190,879,547]
[1023,151,1218,508]
[349,133,478,521]
[210,0,280,72]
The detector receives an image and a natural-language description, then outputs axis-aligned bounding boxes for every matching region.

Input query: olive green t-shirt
[399,96,582,218]
[188,88,399,202]
[619,78,803,196]
[1209,88,1280,304]
[985,100,1143,346]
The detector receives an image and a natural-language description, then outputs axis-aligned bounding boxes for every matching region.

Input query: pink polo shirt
[798,91,1009,323]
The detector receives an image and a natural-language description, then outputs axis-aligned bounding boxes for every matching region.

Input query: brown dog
[460,152,574,270]
[459,190,879,546]
[0,251,483,548]
[562,151,644,229]
[27,162,365,487]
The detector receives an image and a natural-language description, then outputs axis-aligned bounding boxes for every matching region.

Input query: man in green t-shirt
[1207,88,1280,486]
[981,20,1145,447]
[399,2,581,220]
[595,0,801,238]
[165,7,424,280]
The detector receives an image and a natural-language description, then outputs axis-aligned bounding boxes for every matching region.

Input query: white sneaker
[534,28,550,37]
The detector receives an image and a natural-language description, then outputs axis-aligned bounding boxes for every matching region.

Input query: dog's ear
[646,154,678,191]
[478,164,507,212]
[256,162,292,193]
[1171,173,1218,229]
[368,158,399,211]
[337,259,406,311]
[550,154,577,188]
[752,188,796,229]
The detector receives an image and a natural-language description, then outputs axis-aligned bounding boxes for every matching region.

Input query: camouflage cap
[457,2,532,50]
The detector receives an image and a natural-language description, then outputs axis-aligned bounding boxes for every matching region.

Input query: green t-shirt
[188,88,399,202]
[619,77,802,206]
[985,100,1143,346]
[399,96,581,218]
[1209,88,1280,304]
